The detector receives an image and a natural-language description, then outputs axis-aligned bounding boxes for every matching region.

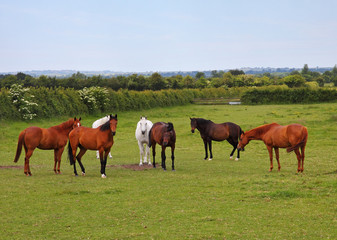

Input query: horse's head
[237,132,249,151]
[73,117,82,129]
[190,117,197,133]
[163,122,174,146]
[139,116,148,135]
[109,114,118,136]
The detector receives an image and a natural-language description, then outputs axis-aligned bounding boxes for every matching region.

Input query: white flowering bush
[78,86,109,112]
[9,84,38,120]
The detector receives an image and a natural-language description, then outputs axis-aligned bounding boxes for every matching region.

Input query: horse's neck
[248,124,276,140]
[247,128,265,140]
[196,119,211,132]
[54,120,74,135]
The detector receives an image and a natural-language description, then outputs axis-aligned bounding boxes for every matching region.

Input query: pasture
[0,103,336,239]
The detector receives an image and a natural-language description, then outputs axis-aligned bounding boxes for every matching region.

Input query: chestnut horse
[13,117,82,175]
[237,123,308,173]
[149,122,176,171]
[190,118,244,161]
[68,114,117,178]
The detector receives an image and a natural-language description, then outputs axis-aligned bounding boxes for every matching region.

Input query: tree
[229,69,245,76]
[149,73,166,90]
[283,75,306,88]
[301,64,309,75]
[195,72,205,79]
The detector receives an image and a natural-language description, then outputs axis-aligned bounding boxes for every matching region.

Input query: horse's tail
[67,141,75,165]
[286,127,308,153]
[14,130,25,163]
[148,128,153,148]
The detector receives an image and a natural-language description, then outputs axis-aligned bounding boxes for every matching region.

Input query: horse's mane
[248,123,279,137]
[100,115,117,131]
[196,118,213,125]
[167,122,174,132]
[54,118,74,130]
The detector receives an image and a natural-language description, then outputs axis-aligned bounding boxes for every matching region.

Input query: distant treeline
[1,65,337,90]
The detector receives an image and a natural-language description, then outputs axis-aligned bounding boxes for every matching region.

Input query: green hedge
[5,86,336,120]
[241,87,337,104]
[0,87,241,120]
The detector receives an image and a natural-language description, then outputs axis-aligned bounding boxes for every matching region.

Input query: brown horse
[237,123,308,173]
[68,114,117,178]
[149,122,176,171]
[13,117,82,176]
[190,118,244,161]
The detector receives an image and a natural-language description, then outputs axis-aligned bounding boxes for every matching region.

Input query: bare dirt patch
[107,164,153,171]
[0,165,23,169]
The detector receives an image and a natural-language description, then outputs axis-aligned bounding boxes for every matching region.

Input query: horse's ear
[145,116,147,119]
[79,117,81,121]
[115,114,117,119]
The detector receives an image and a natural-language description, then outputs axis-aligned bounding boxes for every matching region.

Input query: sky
[0,0,336,73]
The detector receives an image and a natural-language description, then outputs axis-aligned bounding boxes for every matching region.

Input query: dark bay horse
[149,122,176,171]
[237,123,308,173]
[190,118,243,161]
[13,117,82,175]
[68,114,117,178]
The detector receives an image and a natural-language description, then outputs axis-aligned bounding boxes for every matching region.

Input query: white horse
[92,115,113,159]
[135,117,153,166]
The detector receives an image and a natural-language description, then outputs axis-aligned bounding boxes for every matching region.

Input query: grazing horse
[149,122,176,171]
[135,116,153,166]
[190,118,243,161]
[92,115,113,159]
[237,123,308,173]
[68,114,117,178]
[13,117,82,175]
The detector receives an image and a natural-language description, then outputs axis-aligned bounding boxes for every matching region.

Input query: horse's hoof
[82,172,85,176]
[148,162,152,165]
[235,158,239,161]
[208,158,212,161]
[230,156,233,160]
[139,163,143,166]
[101,174,107,178]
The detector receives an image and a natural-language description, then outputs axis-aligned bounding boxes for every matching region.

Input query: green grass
[1,103,336,239]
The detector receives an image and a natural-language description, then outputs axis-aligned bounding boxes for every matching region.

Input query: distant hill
[0,67,333,78]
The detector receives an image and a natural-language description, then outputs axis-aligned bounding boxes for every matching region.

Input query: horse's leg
[171,145,175,171]
[96,150,99,159]
[146,145,151,165]
[99,149,108,178]
[227,138,239,161]
[161,146,166,171]
[152,143,156,168]
[108,151,112,158]
[53,149,58,174]
[294,149,302,173]
[208,140,213,161]
[138,141,144,166]
[274,147,281,171]
[76,148,87,176]
[266,146,273,172]
[24,148,34,176]
[300,145,305,172]
[55,147,65,174]
[203,139,208,160]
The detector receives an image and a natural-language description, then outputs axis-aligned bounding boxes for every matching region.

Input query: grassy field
[0,103,336,239]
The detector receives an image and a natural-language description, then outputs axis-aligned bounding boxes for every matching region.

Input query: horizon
[1,1,336,72]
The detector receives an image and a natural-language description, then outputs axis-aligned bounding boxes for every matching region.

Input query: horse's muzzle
[142,131,146,135]
[112,131,116,136]
[191,129,195,133]
[163,142,168,147]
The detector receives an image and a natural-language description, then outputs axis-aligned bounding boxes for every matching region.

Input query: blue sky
[1,0,336,72]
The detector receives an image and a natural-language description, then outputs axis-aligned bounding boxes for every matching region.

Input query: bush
[241,87,337,104]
